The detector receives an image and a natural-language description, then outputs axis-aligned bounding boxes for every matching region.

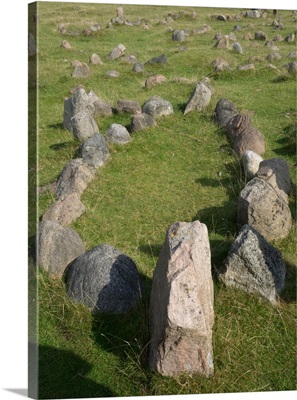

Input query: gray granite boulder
[225,114,253,143]
[71,111,99,141]
[213,98,238,128]
[142,96,173,119]
[149,221,214,377]
[66,244,143,313]
[219,225,286,304]
[81,134,110,168]
[56,158,95,201]
[184,82,212,114]
[255,158,292,202]
[237,177,292,241]
[107,44,126,60]
[72,63,91,78]
[106,124,132,144]
[42,193,86,226]
[38,220,85,278]
[130,113,157,132]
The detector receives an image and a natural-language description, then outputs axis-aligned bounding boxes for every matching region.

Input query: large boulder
[219,224,286,304]
[42,193,86,226]
[106,124,132,144]
[142,96,173,119]
[255,158,292,202]
[81,134,110,168]
[149,221,214,377]
[66,244,143,314]
[130,113,157,132]
[237,177,292,241]
[225,114,253,143]
[233,126,265,158]
[213,98,238,128]
[184,82,212,114]
[71,111,99,141]
[56,158,95,201]
[38,220,85,278]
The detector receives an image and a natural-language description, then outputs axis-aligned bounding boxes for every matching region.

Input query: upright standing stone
[184,82,212,114]
[213,98,238,128]
[107,44,126,60]
[80,134,110,168]
[149,221,214,377]
[219,224,286,304]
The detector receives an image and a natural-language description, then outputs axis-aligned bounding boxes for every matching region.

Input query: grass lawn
[29,2,296,398]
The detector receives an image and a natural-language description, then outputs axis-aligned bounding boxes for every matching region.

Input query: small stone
[285,33,295,42]
[237,63,255,71]
[72,63,91,78]
[130,113,157,132]
[213,98,238,128]
[107,44,126,60]
[117,100,141,114]
[266,52,282,61]
[172,30,186,42]
[243,32,252,40]
[142,96,173,119]
[233,41,243,53]
[132,62,145,73]
[184,82,212,114]
[211,58,231,72]
[254,31,267,41]
[106,70,120,78]
[219,224,286,304]
[106,123,132,144]
[145,75,167,88]
[89,53,103,65]
[145,54,167,65]
[214,35,230,49]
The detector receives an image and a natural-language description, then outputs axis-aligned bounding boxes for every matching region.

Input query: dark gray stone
[220,224,286,304]
[132,62,145,73]
[254,31,267,41]
[145,54,167,65]
[38,220,85,278]
[106,124,132,144]
[130,113,157,132]
[142,96,173,119]
[213,98,238,128]
[233,41,243,53]
[66,244,143,313]
[81,134,110,168]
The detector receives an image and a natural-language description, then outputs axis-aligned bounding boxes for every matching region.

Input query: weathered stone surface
[242,150,263,181]
[172,30,186,42]
[145,54,167,65]
[249,55,264,63]
[265,40,279,51]
[213,98,238,128]
[93,100,113,117]
[255,158,292,202]
[214,35,230,49]
[107,44,126,60]
[285,33,295,42]
[220,225,286,304]
[72,63,91,78]
[287,50,297,58]
[130,113,157,132]
[245,10,261,18]
[81,134,110,168]
[225,114,253,143]
[61,40,71,49]
[106,124,132,144]
[64,88,95,131]
[184,82,212,115]
[38,220,85,278]
[42,193,86,226]
[254,31,267,41]
[243,32,252,40]
[66,244,143,314]
[211,58,231,72]
[117,99,141,114]
[149,221,214,377]
[132,62,145,73]
[237,177,292,241]
[233,41,243,53]
[89,53,103,65]
[71,111,99,141]
[283,61,297,75]
[142,96,173,119]
[145,75,167,88]
[233,126,265,158]
[266,52,282,61]
[56,158,95,200]
[106,70,120,78]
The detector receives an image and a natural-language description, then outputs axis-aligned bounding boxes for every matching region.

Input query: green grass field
[29,2,296,398]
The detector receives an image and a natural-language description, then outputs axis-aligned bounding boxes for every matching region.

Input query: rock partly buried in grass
[254,31,267,41]
[237,177,292,241]
[149,220,214,377]
[130,112,157,132]
[214,35,230,49]
[72,62,91,78]
[211,57,231,72]
[65,244,143,314]
[56,158,96,201]
[116,99,141,114]
[145,54,167,65]
[38,220,85,278]
[145,74,167,88]
[61,39,71,49]
[242,150,263,181]
[81,134,110,168]
[213,98,238,128]
[141,96,173,119]
[219,224,286,305]
[42,193,86,227]
[107,43,126,60]
[255,158,292,203]
[132,62,145,73]
[184,81,212,114]
[172,29,186,42]
[106,123,132,144]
